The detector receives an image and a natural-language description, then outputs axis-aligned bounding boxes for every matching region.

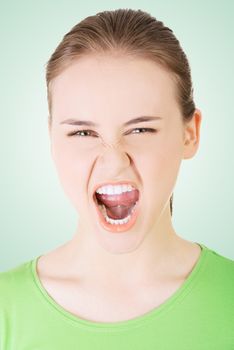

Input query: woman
[1,8,233,349]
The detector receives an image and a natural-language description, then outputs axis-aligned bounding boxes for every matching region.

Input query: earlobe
[183,108,202,159]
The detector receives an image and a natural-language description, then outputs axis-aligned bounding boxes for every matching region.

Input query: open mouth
[92,188,140,227]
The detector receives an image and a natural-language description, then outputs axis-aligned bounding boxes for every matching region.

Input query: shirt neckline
[31,242,208,331]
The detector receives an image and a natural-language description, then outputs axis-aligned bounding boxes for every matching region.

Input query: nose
[97,137,131,173]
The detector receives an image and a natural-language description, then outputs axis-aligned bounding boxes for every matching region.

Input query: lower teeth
[98,203,137,225]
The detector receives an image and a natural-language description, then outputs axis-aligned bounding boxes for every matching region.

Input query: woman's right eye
[67,130,98,137]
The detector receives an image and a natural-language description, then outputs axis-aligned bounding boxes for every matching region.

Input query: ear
[182,108,202,159]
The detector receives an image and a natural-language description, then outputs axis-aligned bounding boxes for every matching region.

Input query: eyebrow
[60,116,162,127]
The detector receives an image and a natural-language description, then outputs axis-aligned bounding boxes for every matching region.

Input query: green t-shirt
[0,242,234,349]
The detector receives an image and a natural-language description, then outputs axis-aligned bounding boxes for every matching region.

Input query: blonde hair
[45,8,196,216]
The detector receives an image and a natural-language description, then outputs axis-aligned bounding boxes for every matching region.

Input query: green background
[1,0,233,271]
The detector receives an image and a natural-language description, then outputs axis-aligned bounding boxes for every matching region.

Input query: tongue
[106,204,134,220]
[95,189,139,220]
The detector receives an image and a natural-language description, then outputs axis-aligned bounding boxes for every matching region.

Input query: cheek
[51,139,90,207]
[52,133,91,172]
[139,138,183,214]
[140,135,183,189]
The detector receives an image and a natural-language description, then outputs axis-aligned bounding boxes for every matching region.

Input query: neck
[61,205,192,288]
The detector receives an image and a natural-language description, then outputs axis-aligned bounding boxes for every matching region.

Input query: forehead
[50,54,180,119]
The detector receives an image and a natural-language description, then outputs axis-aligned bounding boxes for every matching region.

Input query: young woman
[1,8,233,349]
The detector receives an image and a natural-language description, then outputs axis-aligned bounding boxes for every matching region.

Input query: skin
[40,54,202,316]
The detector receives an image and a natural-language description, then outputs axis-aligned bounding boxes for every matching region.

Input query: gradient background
[1,0,233,271]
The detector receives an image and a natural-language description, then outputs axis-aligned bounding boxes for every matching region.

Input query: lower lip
[93,197,141,233]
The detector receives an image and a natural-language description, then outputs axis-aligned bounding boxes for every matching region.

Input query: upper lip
[92,181,140,196]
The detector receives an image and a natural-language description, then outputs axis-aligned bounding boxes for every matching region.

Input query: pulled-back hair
[45,8,196,217]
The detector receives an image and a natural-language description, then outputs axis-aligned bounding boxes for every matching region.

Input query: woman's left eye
[129,127,157,135]
[67,127,157,137]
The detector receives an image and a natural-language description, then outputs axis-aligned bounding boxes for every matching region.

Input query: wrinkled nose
[101,136,121,149]
[97,137,131,171]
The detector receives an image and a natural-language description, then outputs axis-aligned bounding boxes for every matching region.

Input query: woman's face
[48,55,196,253]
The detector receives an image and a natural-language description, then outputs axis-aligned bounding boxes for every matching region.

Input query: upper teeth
[96,184,135,195]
